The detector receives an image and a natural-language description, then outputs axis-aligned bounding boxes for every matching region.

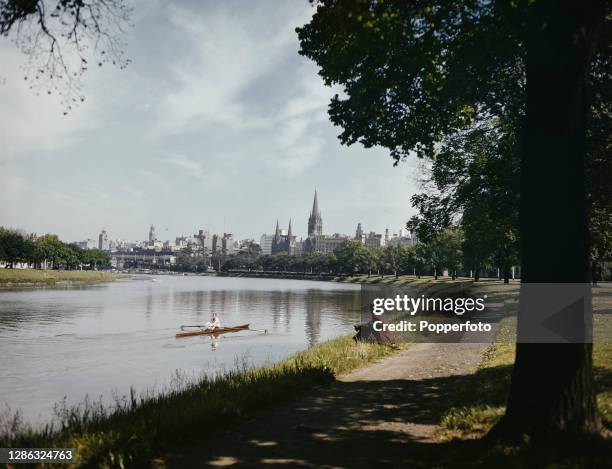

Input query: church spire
[307,189,323,237]
[274,219,281,241]
[311,189,320,217]
[287,219,293,239]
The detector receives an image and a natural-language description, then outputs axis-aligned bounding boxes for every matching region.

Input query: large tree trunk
[491,1,605,440]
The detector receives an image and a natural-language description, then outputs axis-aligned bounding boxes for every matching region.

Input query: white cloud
[0,45,97,161]
[0,1,419,242]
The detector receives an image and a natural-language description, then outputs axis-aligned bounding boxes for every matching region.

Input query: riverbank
[218,270,514,285]
[166,341,612,468]
[0,335,397,468]
[217,270,340,281]
[0,269,124,286]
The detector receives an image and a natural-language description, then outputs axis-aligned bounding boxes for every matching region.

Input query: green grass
[438,341,612,440]
[0,269,123,285]
[0,335,397,468]
[334,273,501,286]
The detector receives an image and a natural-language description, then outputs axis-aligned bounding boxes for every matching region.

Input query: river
[0,275,361,425]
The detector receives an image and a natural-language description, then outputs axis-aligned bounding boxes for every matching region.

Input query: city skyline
[0,1,419,243]
[76,188,413,247]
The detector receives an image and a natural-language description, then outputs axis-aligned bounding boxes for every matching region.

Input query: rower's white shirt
[206,318,221,328]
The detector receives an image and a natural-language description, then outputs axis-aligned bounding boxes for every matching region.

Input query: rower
[205,312,221,330]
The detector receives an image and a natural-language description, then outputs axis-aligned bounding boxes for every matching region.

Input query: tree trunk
[503,265,511,284]
[491,0,605,440]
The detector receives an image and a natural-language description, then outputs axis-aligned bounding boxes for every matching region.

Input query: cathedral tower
[307,190,323,237]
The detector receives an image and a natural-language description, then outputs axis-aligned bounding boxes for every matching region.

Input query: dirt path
[163,343,489,468]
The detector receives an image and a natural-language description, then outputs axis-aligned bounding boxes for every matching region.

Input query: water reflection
[0,276,360,424]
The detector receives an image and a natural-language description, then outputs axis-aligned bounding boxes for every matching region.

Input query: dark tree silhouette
[297,0,609,439]
[496,1,606,439]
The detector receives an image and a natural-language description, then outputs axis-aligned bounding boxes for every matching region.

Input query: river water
[0,276,361,424]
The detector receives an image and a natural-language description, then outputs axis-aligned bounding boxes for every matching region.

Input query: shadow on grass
[165,363,612,468]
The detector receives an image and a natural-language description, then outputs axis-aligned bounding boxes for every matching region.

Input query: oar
[179,325,268,333]
[180,324,208,330]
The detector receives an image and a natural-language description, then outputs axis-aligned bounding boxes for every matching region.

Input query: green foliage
[297,0,526,162]
[297,0,610,281]
[0,228,110,270]
[438,340,612,439]
[222,237,469,279]
[333,240,369,274]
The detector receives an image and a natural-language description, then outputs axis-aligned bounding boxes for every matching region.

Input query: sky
[0,0,420,243]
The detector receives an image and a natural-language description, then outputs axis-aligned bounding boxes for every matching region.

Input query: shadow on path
[161,340,612,468]
[163,364,513,467]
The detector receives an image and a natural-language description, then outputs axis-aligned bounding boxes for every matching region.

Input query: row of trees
[296,0,610,440]
[220,226,518,281]
[0,228,110,270]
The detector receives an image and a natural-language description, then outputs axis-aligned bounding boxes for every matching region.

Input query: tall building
[307,190,323,236]
[260,234,274,255]
[98,229,109,251]
[222,233,235,254]
[304,190,349,254]
[148,225,156,245]
[355,223,365,243]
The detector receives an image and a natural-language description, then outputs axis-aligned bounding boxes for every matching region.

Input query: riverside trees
[220,234,471,279]
[0,228,110,269]
[297,0,609,440]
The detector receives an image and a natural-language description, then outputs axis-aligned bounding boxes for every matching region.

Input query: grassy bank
[0,335,397,468]
[333,273,516,286]
[438,341,612,440]
[0,269,123,286]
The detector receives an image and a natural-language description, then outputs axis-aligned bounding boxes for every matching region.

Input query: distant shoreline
[216,270,343,282]
[0,269,125,287]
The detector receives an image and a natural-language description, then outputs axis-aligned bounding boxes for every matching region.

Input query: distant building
[260,234,274,255]
[303,190,349,254]
[387,230,418,247]
[355,223,365,244]
[309,233,348,254]
[222,233,235,254]
[307,190,323,237]
[78,239,98,250]
[271,219,298,255]
[148,225,156,246]
[111,251,176,269]
[98,229,109,251]
[365,231,383,248]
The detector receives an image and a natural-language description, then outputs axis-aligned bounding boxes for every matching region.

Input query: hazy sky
[0,0,420,243]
